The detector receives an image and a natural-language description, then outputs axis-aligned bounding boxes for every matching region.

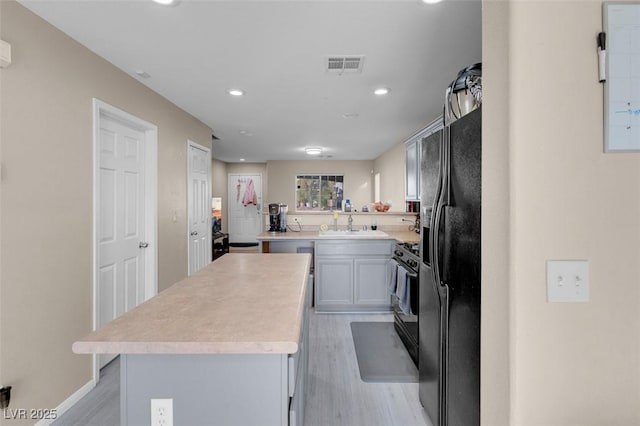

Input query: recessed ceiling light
[239,158,246,162]
[342,113,359,119]
[374,87,390,96]
[305,147,323,156]
[152,0,181,6]
[228,89,244,96]
[135,70,151,79]
[421,0,443,4]
[238,130,253,136]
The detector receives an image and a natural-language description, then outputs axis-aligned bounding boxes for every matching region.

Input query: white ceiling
[19,0,481,163]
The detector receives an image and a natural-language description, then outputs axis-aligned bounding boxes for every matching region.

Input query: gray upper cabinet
[404,139,420,201]
[405,138,420,201]
[405,117,444,202]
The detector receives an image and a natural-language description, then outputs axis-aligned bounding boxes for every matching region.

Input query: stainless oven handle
[394,261,418,278]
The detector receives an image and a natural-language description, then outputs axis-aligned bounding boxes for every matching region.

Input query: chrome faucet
[347,215,353,232]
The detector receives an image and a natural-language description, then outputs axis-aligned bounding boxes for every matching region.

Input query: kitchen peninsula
[257,229,419,252]
[73,254,312,426]
[257,229,419,313]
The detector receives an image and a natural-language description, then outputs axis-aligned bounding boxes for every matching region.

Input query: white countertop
[72,253,311,355]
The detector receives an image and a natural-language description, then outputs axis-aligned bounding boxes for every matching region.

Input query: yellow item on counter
[333,211,339,219]
[320,223,329,232]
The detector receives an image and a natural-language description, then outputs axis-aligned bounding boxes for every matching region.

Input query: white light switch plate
[546,260,589,303]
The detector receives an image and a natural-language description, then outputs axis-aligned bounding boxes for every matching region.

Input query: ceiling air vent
[326,55,365,73]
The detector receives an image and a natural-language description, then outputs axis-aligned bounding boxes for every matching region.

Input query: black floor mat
[228,242,259,247]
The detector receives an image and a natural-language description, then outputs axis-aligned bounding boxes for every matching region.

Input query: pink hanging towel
[242,178,258,206]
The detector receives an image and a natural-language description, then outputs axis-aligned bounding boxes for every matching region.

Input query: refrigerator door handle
[432,127,450,287]
[429,135,444,276]
[432,200,443,285]
[441,126,451,207]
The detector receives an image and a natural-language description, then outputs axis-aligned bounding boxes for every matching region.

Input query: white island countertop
[72,253,311,355]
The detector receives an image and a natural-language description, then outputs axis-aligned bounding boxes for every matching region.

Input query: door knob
[139,242,149,248]
[190,231,198,236]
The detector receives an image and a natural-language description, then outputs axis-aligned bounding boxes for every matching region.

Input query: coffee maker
[268,203,280,232]
[268,203,288,232]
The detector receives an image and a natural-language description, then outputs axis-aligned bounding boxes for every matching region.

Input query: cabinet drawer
[315,241,393,256]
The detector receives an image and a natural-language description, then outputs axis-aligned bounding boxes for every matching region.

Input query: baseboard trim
[34,379,96,426]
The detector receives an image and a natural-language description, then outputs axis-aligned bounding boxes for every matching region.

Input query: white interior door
[188,141,211,275]
[97,116,147,367]
[94,99,157,376]
[227,174,262,244]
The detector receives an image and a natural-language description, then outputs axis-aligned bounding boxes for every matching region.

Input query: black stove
[394,242,420,272]
[392,242,420,366]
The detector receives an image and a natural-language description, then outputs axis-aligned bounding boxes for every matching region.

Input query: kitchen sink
[318,229,388,237]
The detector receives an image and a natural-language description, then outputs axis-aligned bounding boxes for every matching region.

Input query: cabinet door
[406,139,419,200]
[315,258,353,307]
[354,258,391,307]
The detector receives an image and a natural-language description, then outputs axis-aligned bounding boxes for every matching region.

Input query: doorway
[92,99,158,374]
[227,174,262,244]
[187,141,212,275]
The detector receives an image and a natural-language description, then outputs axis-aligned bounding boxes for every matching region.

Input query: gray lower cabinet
[316,258,353,306]
[354,258,391,306]
[120,277,311,426]
[315,240,393,312]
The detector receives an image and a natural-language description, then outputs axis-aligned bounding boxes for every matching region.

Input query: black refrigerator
[418,107,481,426]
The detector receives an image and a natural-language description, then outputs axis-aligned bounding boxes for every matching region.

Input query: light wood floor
[53,312,431,426]
[51,357,119,426]
[306,313,431,426]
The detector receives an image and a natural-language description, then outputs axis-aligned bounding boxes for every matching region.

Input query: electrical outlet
[151,398,173,426]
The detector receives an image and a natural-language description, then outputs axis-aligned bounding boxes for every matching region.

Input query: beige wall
[481,1,511,425]
[211,159,228,198]
[0,1,211,422]
[482,1,640,425]
[226,162,267,176]
[215,159,412,232]
[211,159,228,233]
[266,160,374,213]
[373,141,406,212]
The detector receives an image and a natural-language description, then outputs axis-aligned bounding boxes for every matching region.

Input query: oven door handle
[404,270,418,279]
[394,261,418,278]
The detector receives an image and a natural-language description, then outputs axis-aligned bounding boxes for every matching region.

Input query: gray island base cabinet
[315,240,393,312]
[120,275,311,426]
[72,254,312,426]
[121,354,289,425]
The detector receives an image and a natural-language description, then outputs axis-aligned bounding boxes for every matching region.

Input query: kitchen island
[73,253,312,426]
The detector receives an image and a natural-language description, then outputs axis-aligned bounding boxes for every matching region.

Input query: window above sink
[296,174,344,211]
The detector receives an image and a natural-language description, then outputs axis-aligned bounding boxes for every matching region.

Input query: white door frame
[187,140,212,275]
[92,99,158,381]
